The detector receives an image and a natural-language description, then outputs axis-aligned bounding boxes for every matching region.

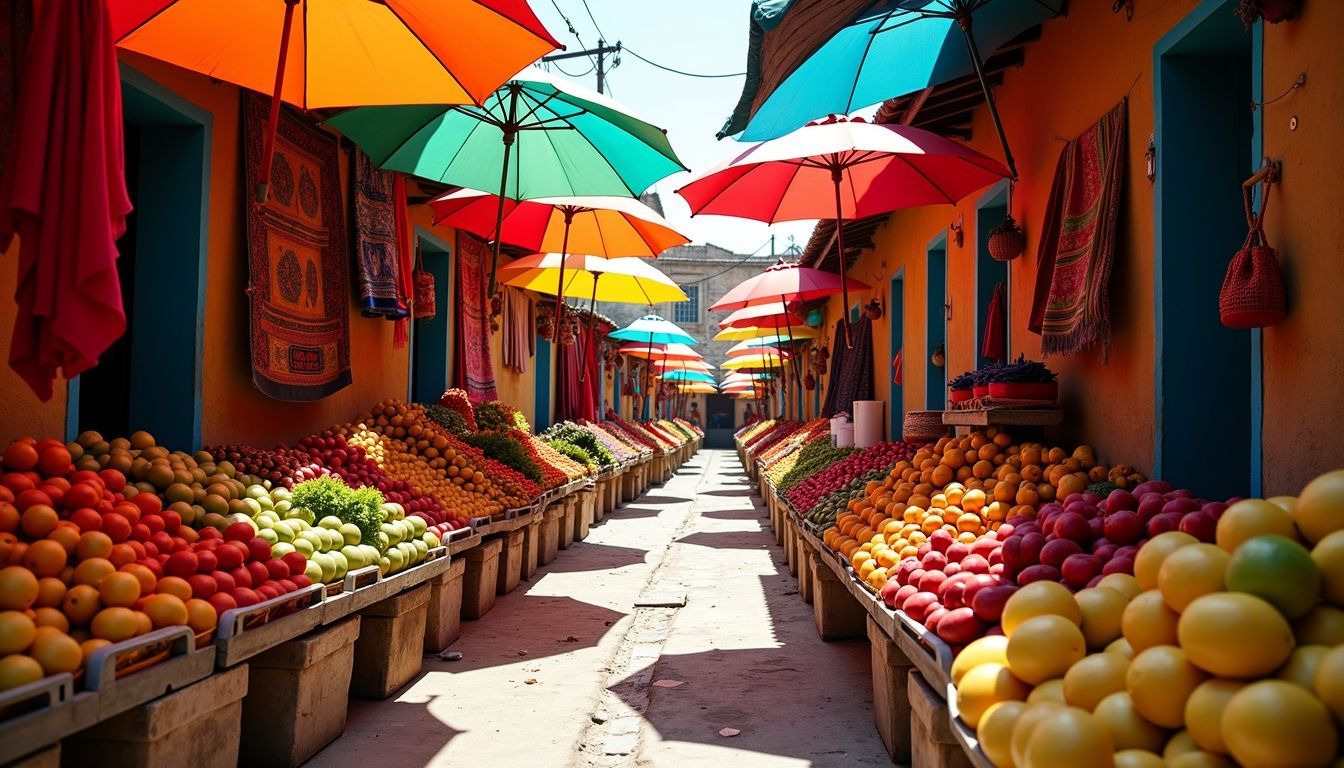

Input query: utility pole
[542,40,622,94]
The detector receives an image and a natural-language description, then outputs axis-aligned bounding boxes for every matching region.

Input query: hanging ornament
[988,215,1026,261]
[931,342,946,368]
[1236,0,1300,25]
[803,374,816,391]
[864,298,883,320]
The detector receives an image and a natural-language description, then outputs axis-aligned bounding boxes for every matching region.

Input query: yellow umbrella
[727,341,789,358]
[500,254,687,305]
[713,324,821,341]
[619,342,702,361]
[721,353,788,370]
[653,359,714,372]
[676,383,719,394]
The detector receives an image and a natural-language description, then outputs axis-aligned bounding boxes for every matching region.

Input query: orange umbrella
[110,1,560,201]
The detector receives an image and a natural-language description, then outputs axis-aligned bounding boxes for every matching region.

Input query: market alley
[308,449,888,767]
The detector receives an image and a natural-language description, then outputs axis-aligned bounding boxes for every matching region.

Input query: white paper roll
[853,400,885,448]
[833,423,855,447]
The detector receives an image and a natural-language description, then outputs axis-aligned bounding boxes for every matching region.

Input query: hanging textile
[555,335,597,422]
[1,0,131,401]
[820,318,848,417]
[453,231,498,402]
[243,92,351,401]
[1029,98,1127,359]
[826,314,874,417]
[981,282,1007,361]
[0,0,32,174]
[352,149,407,319]
[502,287,532,373]
[391,173,412,348]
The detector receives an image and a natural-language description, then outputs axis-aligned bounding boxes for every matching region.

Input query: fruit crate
[0,626,214,765]
[447,527,482,556]
[321,547,450,623]
[216,583,327,667]
[945,682,996,768]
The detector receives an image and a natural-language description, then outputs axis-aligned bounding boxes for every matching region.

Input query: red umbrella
[717,301,808,330]
[710,262,867,313]
[679,115,1007,342]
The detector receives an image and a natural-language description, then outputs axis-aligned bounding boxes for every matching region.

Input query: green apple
[271,541,296,559]
[318,516,343,531]
[407,516,427,538]
[412,539,428,561]
[329,551,348,580]
[385,547,405,573]
[378,556,391,575]
[254,495,274,512]
[422,532,441,549]
[376,532,389,551]
[305,560,324,583]
[256,510,280,525]
[257,527,279,544]
[273,500,292,513]
[270,487,291,503]
[292,537,315,557]
[340,545,365,569]
[271,522,295,543]
[339,523,362,547]
[311,552,336,583]
[247,485,269,500]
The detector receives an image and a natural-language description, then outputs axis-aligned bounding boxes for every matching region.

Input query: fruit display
[543,423,617,468]
[775,441,857,494]
[786,441,920,515]
[579,421,641,463]
[951,468,1344,768]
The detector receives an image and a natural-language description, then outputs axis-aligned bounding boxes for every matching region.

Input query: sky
[527,0,818,257]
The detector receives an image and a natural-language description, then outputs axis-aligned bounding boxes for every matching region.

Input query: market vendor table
[941,406,1063,428]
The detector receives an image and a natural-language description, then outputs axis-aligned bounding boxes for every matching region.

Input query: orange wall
[817,0,1344,494]
[1260,0,1344,493]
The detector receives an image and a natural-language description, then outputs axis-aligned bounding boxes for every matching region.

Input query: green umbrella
[326,68,685,293]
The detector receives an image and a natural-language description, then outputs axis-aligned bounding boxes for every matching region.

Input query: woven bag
[410,242,436,320]
[903,410,947,446]
[1219,178,1286,329]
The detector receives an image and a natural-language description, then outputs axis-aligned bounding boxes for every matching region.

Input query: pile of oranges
[0,438,217,693]
[346,427,505,521]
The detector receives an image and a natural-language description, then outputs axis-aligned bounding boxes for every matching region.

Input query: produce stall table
[941,406,1062,428]
[0,627,217,766]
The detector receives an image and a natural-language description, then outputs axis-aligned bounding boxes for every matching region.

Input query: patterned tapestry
[352,149,407,319]
[453,231,498,402]
[244,92,351,401]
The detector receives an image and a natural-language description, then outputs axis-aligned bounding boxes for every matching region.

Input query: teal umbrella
[327,69,685,292]
[609,315,697,415]
[722,0,1063,178]
[659,370,716,384]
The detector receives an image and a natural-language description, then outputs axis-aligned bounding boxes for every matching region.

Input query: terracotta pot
[988,381,1058,401]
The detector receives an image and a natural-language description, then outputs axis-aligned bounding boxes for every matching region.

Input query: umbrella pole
[578,272,599,383]
[956,12,1018,180]
[780,293,801,420]
[832,168,853,349]
[487,85,521,298]
[255,0,300,205]
[552,210,574,353]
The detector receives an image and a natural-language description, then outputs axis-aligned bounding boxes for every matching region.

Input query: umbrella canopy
[713,325,822,342]
[608,315,697,346]
[500,254,687,305]
[681,118,1005,342]
[619,343,702,362]
[711,261,869,313]
[430,189,687,258]
[728,343,787,359]
[112,1,559,202]
[327,69,683,199]
[718,300,809,329]
[676,383,719,394]
[742,335,807,348]
[725,0,1061,171]
[652,358,713,372]
[681,118,1008,224]
[721,353,788,371]
[659,370,716,383]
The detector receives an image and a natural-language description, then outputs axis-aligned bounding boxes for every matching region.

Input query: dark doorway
[410,235,451,404]
[889,272,904,439]
[1155,1,1257,497]
[925,237,947,409]
[976,186,1009,368]
[72,70,209,448]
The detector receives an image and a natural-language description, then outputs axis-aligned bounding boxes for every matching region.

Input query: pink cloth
[0,0,131,400]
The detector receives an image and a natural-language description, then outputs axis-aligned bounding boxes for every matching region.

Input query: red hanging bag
[1219,175,1286,328]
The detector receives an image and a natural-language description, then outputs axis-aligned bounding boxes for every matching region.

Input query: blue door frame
[68,65,211,449]
[925,235,948,410]
[409,229,451,404]
[1153,0,1262,497]
[889,271,905,439]
[535,341,552,429]
[975,183,1010,368]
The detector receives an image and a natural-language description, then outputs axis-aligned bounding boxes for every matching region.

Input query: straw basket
[903,411,947,446]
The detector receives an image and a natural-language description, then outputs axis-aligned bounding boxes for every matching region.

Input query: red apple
[960,554,990,575]
[1101,557,1134,575]
[903,592,939,622]
[937,607,986,644]
[917,570,948,595]
[1179,511,1218,542]
[164,551,199,579]
[1103,510,1143,545]
[1146,512,1183,537]
[1137,493,1167,521]
[1016,564,1061,585]
[1106,489,1138,513]
[186,573,218,598]
[1040,538,1083,569]
[971,585,1019,622]
[1061,554,1102,588]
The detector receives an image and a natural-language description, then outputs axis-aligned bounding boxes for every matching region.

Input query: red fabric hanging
[0,0,131,401]
[980,282,1006,361]
[392,172,412,348]
[555,334,598,423]
[891,350,902,386]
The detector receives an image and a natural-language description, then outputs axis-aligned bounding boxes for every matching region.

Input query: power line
[683,237,779,288]
[622,45,745,79]
[578,0,608,43]
[548,0,602,72]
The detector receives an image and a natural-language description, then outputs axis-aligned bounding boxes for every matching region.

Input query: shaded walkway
[308,450,887,767]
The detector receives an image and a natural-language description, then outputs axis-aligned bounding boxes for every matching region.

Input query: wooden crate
[461,538,504,619]
[909,669,974,768]
[239,616,360,767]
[540,505,563,565]
[62,665,249,768]
[350,584,430,699]
[869,617,915,764]
[559,496,577,550]
[798,529,815,605]
[574,490,595,541]
[424,558,467,652]
[811,553,867,640]
[494,529,525,595]
[520,515,543,580]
